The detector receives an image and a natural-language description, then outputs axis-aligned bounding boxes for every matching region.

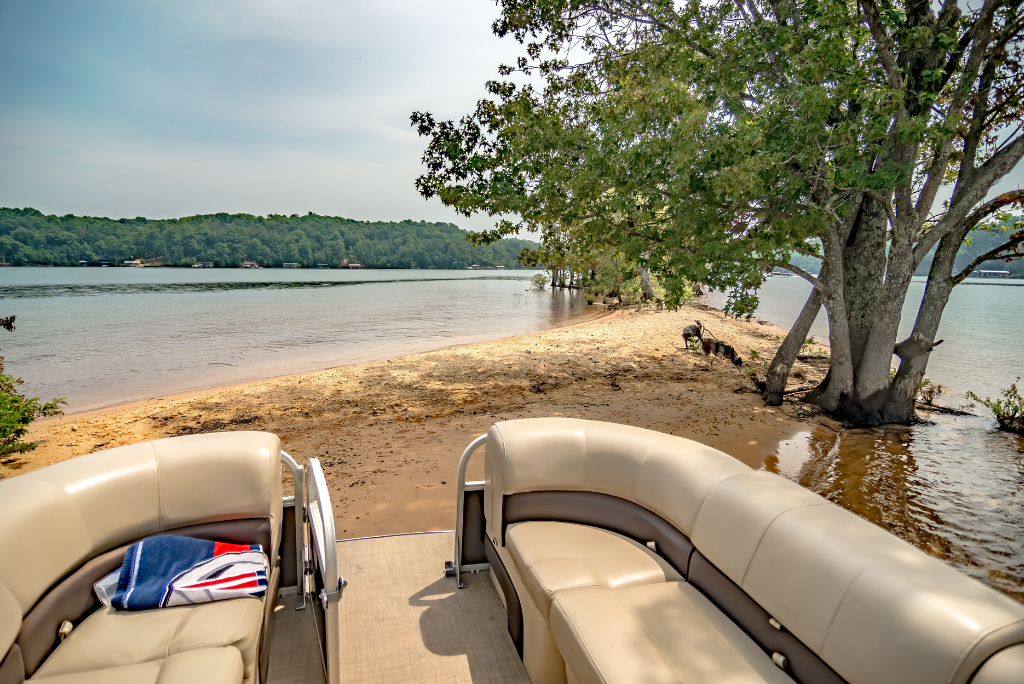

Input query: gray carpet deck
[267,531,528,684]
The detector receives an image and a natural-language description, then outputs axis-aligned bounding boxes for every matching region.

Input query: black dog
[681,320,703,349]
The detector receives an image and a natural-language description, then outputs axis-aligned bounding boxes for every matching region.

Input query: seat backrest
[484,417,749,543]
[485,418,1024,684]
[0,431,282,639]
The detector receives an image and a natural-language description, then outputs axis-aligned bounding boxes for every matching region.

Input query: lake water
[0,268,595,412]
[709,277,1024,601]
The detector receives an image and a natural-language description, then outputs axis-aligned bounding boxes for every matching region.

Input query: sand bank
[11,304,831,540]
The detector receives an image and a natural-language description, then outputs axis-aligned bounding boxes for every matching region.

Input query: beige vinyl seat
[551,583,794,684]
[481,418,1024,684]
[31,598,264,683]
[505,521,680,623]
[0,431,284,684]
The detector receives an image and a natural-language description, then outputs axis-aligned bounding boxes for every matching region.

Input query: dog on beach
[681,321,703,349]
[700,338,744,366]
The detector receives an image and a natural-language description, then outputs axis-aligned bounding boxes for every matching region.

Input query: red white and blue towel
[110,535,268,610]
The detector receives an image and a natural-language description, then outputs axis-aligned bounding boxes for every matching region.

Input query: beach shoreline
[12,304,830,540]
[34,307,613,421]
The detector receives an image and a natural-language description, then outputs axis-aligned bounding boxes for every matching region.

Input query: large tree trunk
[638,266,653,300]
[880,228,962,421]
[814,242,856,412]
[763,284,823,405]
[842,197,889,369]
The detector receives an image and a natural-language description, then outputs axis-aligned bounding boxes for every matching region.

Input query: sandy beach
[10,304,831,539]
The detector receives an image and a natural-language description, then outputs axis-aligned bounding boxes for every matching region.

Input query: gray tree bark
[638,266,653,301]
[763,283,823,405]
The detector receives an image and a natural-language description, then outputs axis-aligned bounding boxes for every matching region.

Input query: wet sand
[11,305,828,540]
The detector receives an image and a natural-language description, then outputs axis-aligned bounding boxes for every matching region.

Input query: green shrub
[530,272,550,290]
[967,380,1024,434]
[0,314,66,456]
[0,374,66,456]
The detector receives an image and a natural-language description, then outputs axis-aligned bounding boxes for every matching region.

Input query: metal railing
[305,457,345,684]
[279,450,306,610]
[450,434,488,588]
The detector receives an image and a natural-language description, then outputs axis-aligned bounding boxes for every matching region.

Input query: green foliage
[530,272,550,289]
[0,315,65,456]
[916,221,1024,277]
[0,208,535,269]
[967,380,1024,434]
[0,374,66,456]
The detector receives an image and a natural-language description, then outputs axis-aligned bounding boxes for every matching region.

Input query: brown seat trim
[0,644,23,684]
[502,491,695,577]
[500,491,846,684]
[483,534,523,658]
[17,518,273,678]
[685,551,846,684]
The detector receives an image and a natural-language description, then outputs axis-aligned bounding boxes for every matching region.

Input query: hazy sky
[0,0,527,233]
[2,1,1020,232]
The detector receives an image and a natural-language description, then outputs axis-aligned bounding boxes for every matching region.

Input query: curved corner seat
[505,521,680,623]
[30,598,263,682]
[0,431,283,684]
[483,418,1024,684]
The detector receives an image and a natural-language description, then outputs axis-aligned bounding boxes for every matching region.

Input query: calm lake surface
[0,268,595,413]
[709,277,1024,601]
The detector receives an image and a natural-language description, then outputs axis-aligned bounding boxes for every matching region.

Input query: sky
[2,1,1021,234]
[0,0,530,235]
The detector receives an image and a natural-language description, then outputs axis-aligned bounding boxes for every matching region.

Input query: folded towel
[111,535,268,610]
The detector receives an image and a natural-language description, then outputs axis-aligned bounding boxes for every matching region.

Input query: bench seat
[505,522,680,623]
[551,583,794,684]
[481,418,1024,684]
[31,596,264,682]
[30,646,243,684]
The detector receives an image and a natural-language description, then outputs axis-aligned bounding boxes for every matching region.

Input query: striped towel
[111,535,268,610]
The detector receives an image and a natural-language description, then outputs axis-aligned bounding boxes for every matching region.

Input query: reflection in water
[779,414,1024,601]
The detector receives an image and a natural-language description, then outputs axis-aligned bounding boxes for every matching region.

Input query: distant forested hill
[0,208,534,269]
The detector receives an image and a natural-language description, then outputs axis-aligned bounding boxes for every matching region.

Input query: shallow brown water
[767,412,1024,601]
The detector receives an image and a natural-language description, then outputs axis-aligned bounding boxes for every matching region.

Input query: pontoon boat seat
[480,418,1024,684]
[0,432,284,684]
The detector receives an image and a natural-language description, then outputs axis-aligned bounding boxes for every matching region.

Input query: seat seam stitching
[817,548,918,654]
[632,437,665,504]
[25,476,96,551]
[616,591,683,684]
[738,502,827,587]
[554,597,612,684]
[946,618,1024,684]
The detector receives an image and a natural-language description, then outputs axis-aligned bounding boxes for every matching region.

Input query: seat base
[31,598,263,682]
[551,583,795,684]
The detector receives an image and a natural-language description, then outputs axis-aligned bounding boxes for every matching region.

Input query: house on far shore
[972,269,1010,278]
[124,259,142,267]
[467,264,480,270]
[240,260,262,268]
[316,263,330,269]
[192,262,214,268]
[338,259,365,269]
[283,263,299,268]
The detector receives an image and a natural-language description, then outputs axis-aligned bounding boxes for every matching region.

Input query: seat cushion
[506,521,680,623]
[31,646,243,683]
[31,597,262,681]
[550,582,795,684]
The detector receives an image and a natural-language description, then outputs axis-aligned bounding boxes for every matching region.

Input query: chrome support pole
[453,434,488,588]
[280,450,306,610]
[306,458,342,684]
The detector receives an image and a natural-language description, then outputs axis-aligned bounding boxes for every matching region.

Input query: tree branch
[777,262,830,298]
[859,0,904,92]
[953,228,1024,284]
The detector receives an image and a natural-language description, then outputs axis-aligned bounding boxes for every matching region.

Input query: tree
[412,0,1024,425]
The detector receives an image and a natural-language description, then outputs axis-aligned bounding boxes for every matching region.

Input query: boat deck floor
[267,531,530,684]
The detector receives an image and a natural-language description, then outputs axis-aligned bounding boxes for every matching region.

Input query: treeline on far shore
[0,208,535,269]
